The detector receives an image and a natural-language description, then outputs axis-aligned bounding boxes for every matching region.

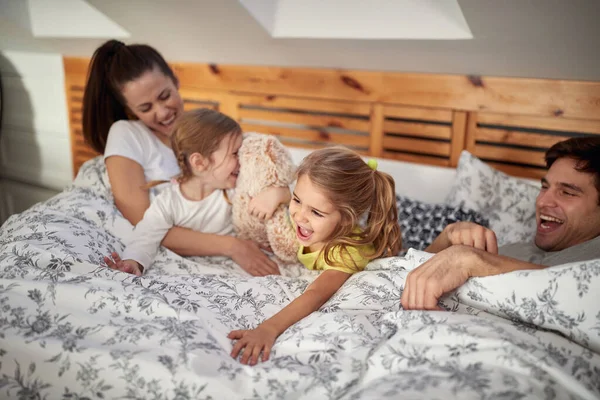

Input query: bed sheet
[0,157,598,400]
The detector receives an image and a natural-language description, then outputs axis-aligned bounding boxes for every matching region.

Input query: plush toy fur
[231,132,298,263]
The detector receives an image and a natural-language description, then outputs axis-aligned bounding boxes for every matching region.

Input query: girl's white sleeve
[122,194,174,270]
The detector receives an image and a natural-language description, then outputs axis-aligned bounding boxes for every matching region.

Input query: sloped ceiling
[0,0,598,81]
[239,0,473,39]
[0,0,129,38]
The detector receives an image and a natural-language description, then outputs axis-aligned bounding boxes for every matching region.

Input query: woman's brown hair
[82,39,178,154]
[296,147,401,270]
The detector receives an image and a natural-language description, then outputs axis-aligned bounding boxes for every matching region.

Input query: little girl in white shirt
[104,108,289,276]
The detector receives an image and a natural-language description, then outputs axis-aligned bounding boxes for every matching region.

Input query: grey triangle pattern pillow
[397,195,489,253]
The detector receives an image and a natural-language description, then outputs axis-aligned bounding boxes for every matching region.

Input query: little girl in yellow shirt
[229,146,402,365]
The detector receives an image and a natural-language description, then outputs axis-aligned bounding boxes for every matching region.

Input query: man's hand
[426,222,498,254]
[401,245,476,310]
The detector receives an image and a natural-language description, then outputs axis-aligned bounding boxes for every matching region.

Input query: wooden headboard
[64,57,600,180]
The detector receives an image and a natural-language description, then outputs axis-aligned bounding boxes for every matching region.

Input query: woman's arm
[228,270,351,365]
[106,156,280,276]
[105,156,151,225]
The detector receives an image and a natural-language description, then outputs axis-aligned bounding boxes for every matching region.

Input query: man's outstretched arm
[425,222,499,254]
[401,245,546,310]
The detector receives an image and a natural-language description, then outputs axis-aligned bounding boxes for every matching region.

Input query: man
[401,136,600,311]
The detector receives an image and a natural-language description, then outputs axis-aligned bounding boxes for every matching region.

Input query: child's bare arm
[228,270,350,365]
[249,186,291,220]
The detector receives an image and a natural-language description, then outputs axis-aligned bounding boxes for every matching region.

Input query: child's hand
[104,252,144,276]
[249,186,290,220]
[228,325,279,365]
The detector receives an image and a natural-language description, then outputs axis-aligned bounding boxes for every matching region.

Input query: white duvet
[0,157,598,400]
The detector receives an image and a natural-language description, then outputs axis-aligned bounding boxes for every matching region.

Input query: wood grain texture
[64,57,600,179]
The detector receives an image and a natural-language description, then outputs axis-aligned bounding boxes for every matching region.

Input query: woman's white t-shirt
[104,120,180,184]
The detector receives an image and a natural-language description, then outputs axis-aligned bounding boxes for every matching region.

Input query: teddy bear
[231,132,299,263]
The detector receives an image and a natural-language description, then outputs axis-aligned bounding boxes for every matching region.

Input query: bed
[0,58,599,399]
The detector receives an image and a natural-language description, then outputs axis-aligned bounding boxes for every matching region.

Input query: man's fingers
[485,230,498,254]
[459,231,474,248]
[400,282,409,309]
[472,232,486,251]
[423,284,442,311]
[407,272,417,310]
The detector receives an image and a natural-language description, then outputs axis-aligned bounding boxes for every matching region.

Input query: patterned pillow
[397,195,489,252]
[444,151,540,247]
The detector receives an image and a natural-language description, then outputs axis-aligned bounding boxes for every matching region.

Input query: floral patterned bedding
[0,157,599,400]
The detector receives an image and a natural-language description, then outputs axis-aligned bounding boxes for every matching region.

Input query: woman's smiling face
[121,68,183,140]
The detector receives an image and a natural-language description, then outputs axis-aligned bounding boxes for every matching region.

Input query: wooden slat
[63,56,600,180]
[477,113,600,134]
[476,128,571,148]
[473,144,546,167]
[382,136,451,157]
[465,112,478,153]
[170,61,600,121]
[70,109,82,124]
[183,101,218,111]
[281,140,368,155]
[237,94,371,115]
[384,105,452,123]
[239,108,370,132]
[382,151,451,167]
[450,111,467,167]
[487,162,546,180]
[369,103,384,157]
[241,123,370,148]
[383,120,451,140]
[66,57,600,121]
[217,93,239,120]
[476,113,600,135]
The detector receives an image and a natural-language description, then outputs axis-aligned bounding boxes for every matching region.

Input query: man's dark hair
[545,136,600,203]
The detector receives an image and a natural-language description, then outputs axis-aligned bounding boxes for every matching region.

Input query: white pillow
[445,151,540,246]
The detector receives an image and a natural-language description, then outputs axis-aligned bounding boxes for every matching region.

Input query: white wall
[0,0,598,81]
[0,51,72,224]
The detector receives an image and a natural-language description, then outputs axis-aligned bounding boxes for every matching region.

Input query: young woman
[84,40,280,276]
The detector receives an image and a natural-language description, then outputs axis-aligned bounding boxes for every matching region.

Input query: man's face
[535,157,600,251]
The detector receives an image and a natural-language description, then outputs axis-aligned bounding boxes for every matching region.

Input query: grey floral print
[0,157,598,399]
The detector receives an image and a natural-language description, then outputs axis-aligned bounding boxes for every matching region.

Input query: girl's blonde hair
[147,108,242,188]
[296,146,401,268]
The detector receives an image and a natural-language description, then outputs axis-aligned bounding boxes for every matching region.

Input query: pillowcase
[444,151,540,247]
[397,195,489,252]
